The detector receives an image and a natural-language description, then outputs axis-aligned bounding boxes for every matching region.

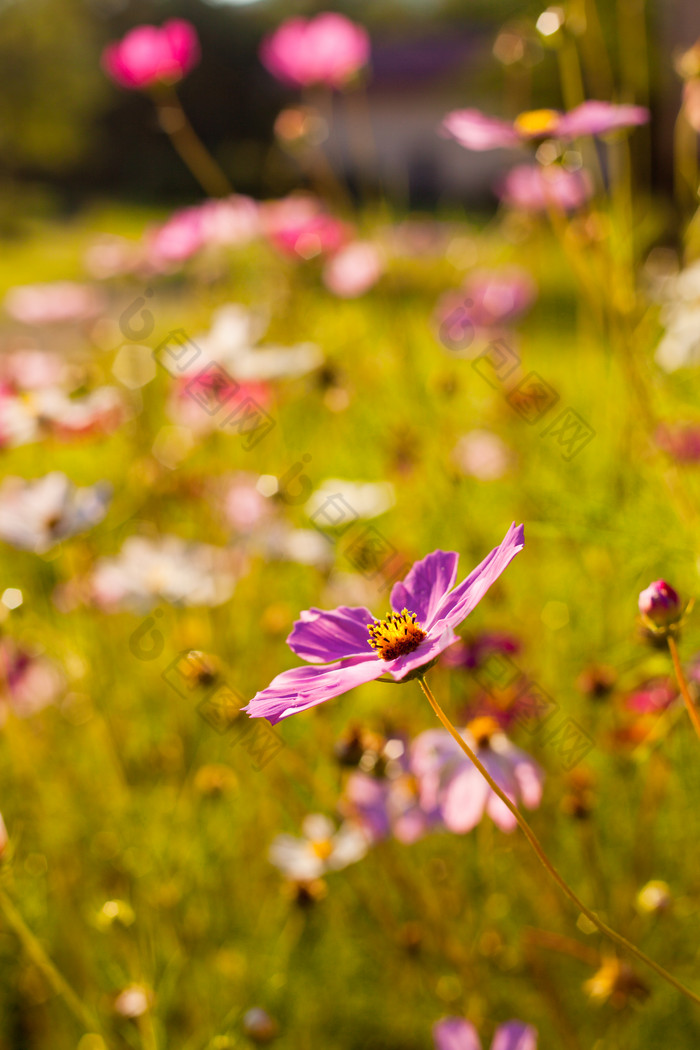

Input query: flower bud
[638,580,682,630]
[242,1008,279,1043]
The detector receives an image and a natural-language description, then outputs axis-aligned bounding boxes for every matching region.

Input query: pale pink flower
[0,473,111,553]
[223,473,273,534]
[322,241,383,297]
[0,639,65,720]
[260,13,370,89]
[4,282,103,326]
[262,195,350,259]
[413,719,543,834]
[498,164,593,212]
[452,431,514,480]
[102,20,199,91]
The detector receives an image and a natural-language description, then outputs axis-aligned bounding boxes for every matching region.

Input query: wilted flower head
[269,814,368,880]
[585,958,649,1008]
[102,20,199,90]
[413,719,543,833]
[636,879,671,914]
[242,1007,279,1043]
[244,524,524,725]
[433,1016,537,1050]
[638,580,682,630]
[0,473,111,553]
[260,14,370,89]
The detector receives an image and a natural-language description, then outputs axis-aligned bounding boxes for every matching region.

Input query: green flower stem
[417,675,700,1006]
[667,634,700,742]
[0,884,103,1035]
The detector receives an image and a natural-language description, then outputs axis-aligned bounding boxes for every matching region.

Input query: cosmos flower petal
[490,1021,538,1050]
[442,110,520,151]
[287,605,376,663]
[433,1017,482,1050]
[243,655,383,725]
[556,100,649,138]
[390,550,459,626]
[440,766,490,833]
[433,524,525,630]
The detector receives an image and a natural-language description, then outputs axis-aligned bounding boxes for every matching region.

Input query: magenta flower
[244,524,524,725]
[102,20,200,91]
[260,13,370,89]
[442,101,649,152]
[434,1017,537,1050]
[498,164,593,212]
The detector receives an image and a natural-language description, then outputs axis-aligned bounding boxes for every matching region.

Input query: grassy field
[1,190,700,1050]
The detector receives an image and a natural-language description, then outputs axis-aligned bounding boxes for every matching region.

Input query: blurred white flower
[452,430,513,480]
[305,479,395,521]
[114,984,151,1018]
[0,473,111,553]
[183,304,322,382]
[91,535,238,610]
[269,814,368,880]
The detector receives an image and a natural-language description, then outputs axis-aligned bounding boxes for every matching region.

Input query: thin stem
[667,635,700,742]
[153,86,232,198]
[0,885,102,1034]
[417,675,700,1006]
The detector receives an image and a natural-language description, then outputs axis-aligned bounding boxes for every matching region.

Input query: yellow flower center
[310,839,334,860]
[514,108,560,137]
[367,609,426,662]
[466,715,501,748]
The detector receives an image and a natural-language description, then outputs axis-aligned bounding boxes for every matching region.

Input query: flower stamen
[367,609,426,661]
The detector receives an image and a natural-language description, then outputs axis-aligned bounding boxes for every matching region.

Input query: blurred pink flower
[4,282,103,326]
[147,196,259,270]
[223,473,273,534]
[262,195,350,260]
[460,268,537,327]
[442,102,649,152]
[413,718,543,834]
[683,80,700,133]
[434,1017,537,1050]
[0,473,111,553]
[260,14,370,89]
[102,20,199,91]
[656,422,700,462]
[322,241,383,297]
[498,164,593,212]
[0,640,65,720]
[625,678,676,714]
[452,431,514,481]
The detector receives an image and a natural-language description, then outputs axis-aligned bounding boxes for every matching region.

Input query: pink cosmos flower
[413,720,542,833]
[498,164,593,212]
[262,195,350,260]
[146,196,259,271]
[102,20,200,91]
[322,241,383,298]
[625,678,676,714]
[0,639,65,720]
[434,1017,537,1050]
[244,523,525,725]
[260,14,370,89]
[442,102,649,152]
